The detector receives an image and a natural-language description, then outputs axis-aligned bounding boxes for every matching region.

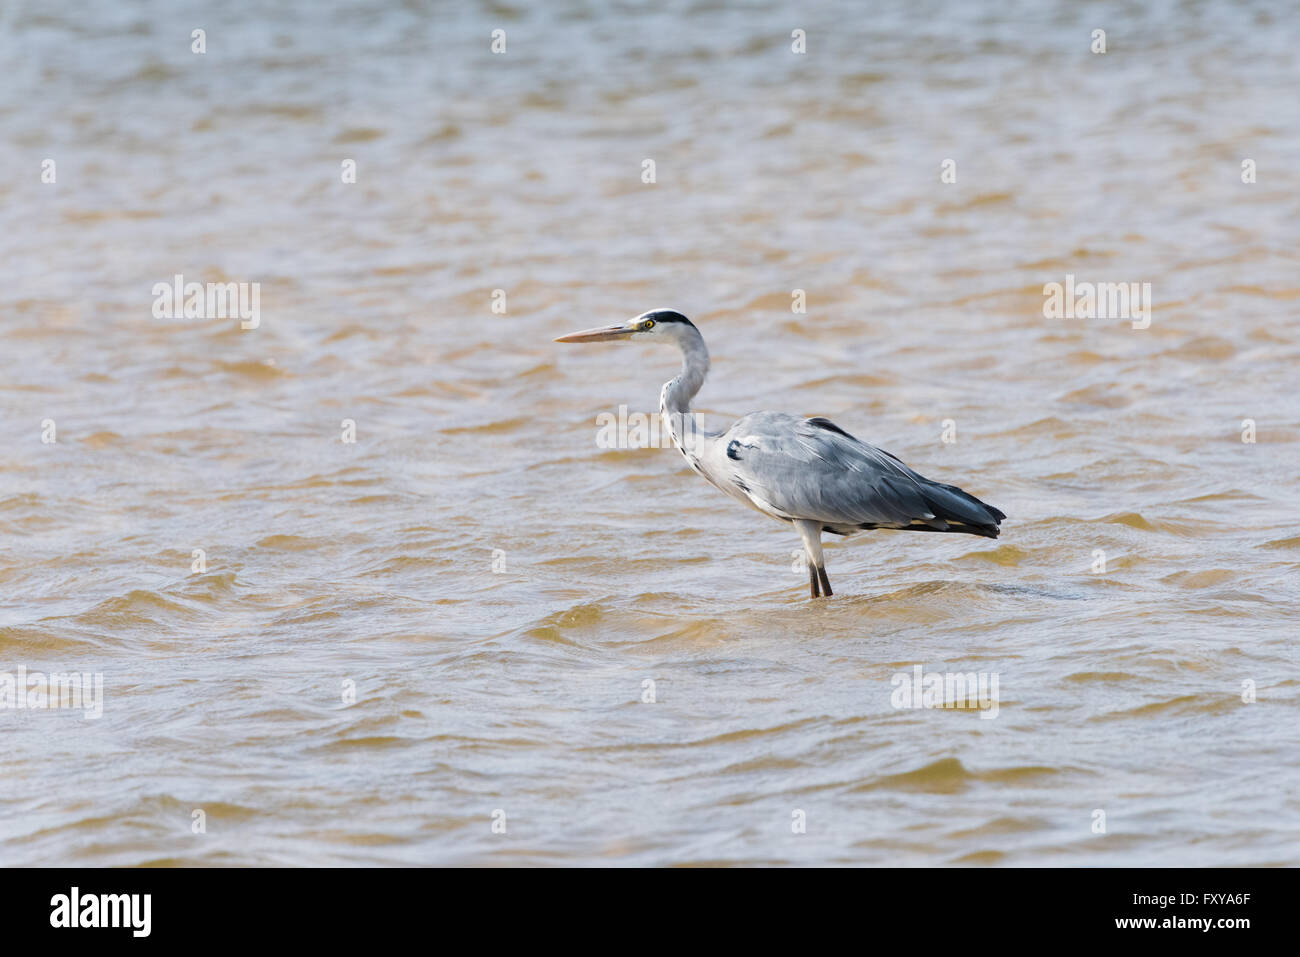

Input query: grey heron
[555,310,1006,599]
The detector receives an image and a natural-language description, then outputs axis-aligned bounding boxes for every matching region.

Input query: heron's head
[554,309,697,345]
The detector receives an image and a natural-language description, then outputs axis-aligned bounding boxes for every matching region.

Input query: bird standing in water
[555,310,1005,599]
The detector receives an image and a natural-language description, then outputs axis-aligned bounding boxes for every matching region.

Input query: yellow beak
[554,323,636,343]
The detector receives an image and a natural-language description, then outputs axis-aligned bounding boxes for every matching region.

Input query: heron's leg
[794,520,828,600]
[817,566,833,596]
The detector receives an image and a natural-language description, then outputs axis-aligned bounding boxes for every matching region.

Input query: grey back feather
[703,412,1004,535]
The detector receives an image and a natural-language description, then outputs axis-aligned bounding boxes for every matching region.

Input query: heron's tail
[913,480,1005,539]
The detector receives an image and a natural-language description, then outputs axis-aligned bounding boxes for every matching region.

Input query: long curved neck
[660,328,710,417]
[659,328,712,454]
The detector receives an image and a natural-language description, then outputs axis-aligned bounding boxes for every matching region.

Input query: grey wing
[709,411,1005,537]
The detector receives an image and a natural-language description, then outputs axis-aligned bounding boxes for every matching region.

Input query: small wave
[851,757,1063,795]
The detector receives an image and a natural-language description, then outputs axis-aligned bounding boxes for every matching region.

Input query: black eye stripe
[640,310,695,328]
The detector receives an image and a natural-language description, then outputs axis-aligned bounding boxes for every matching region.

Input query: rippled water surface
[2,0,1298,865]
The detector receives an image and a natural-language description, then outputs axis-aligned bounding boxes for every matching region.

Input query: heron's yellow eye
[642,319,655,330]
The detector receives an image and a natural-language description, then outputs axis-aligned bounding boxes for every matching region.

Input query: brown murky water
[2,0,1298,865]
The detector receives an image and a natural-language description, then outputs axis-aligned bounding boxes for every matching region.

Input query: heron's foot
[807,561,820,598]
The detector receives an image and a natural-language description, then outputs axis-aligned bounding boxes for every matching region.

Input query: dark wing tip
[917,481,1006,537]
